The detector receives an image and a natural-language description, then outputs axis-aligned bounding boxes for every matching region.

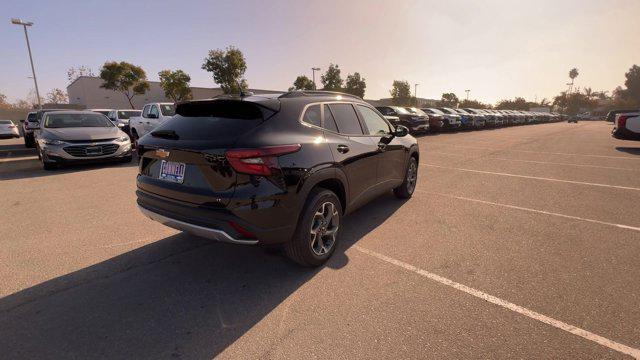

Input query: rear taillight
[618,116,628,129]
[225,144,301,176]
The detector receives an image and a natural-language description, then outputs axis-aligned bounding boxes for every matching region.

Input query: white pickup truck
[129,102,176,145]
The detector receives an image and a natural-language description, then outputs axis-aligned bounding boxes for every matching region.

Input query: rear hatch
[137,99,278,207]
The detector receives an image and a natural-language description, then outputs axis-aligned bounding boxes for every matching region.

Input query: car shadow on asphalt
[0,193,404,359]
[0,158,139,180]
[615,146,640,155]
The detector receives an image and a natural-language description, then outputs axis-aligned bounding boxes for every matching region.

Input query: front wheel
[285,188,342,267]
[394,156,418,199]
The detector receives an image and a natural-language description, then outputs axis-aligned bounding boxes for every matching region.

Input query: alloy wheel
[310,201,339,256]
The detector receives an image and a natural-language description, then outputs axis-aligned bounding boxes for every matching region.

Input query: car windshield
[117,110,142,119]
[426,108,445,115]
[455,109,470,114]
[406,107,427,115]
[392,107,411,115]
[160,104,175,116]
[27,113,36,121]
[44,113,114,128]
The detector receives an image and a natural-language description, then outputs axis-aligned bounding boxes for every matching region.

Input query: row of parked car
[374,106,565,134]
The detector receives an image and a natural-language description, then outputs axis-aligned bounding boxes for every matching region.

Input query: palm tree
[583,87,593,99]
[568,68,579,93]
[539,98,550,106]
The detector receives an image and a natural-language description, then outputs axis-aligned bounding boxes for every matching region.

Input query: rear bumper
[136,189,295,245]
[612,127,640,140]
[138,204,257,245]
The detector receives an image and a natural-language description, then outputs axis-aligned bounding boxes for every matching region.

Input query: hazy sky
[2,0,639,104]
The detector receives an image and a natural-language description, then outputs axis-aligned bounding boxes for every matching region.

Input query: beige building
[67,76,282,109]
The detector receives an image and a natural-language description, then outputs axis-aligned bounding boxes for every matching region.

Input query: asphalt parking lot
[1,121,640,359]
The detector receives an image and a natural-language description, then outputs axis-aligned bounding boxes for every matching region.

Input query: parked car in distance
[450,108,481,128]
[606,109,636,123]
[462,108,492,127]
[22,111,37,146]
[375,105,429,133]
[612,110,640,140]
[0,120,20,139]
[34,111,132,170]
[107,109,142,135]
[89,109,114,117]
[129,103,175,146]
[418,108,445,131]
[137,91,419,267]
[404,107,433,132]
[422,108,461,130]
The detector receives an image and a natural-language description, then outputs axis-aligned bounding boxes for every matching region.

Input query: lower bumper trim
[137,205,258,245]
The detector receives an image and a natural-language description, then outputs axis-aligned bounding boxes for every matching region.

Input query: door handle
[337,144,350,154]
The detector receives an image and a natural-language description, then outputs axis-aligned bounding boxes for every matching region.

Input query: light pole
[414,83,419,99]
[465,89,470,101]
[311,67,320,90]
[11,18,41,109]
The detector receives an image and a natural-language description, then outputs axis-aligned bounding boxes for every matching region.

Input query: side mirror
[394,125,409,137]
[117,123,125,128]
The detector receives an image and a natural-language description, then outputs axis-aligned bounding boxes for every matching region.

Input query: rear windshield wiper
[151,129,179,140]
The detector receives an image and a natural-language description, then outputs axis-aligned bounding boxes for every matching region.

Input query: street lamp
[11,18,41,109]
[311,67,320,90]
[465,89,470,100]
[414,83,419,99]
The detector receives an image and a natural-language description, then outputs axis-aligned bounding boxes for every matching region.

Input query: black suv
[136,91,419,267]
[375,106,429,134]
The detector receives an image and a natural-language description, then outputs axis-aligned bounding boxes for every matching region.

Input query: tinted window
[27,113,36,121]
[329,103,363,135]
[160,104,175,116]
[155,101,263,141]
[149,105,159,117]
[357,105,390,135]
[302,105,321,127]
[323,105,338,132]
[376,107,394,116]
[44,113,114,128]
[0,120,12,125]
[117,110,141,119]
[142,105,150,117]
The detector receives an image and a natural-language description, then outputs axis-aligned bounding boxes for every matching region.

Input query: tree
[459,99,490,109]
[568,67,579,92]
[583,87,593,99]
[437,92,459,108]
[539,98,550,106]
[495,97,532,110]
[46,88,68,104]
[344,72,366,98]
[321,64,343,91]
[289,75,315,91]
[67,66,95,83]
[390,80,414,105]
[158,69,192,102]
[99,61,150,109]
[623,64,640,103]
[201,46,248,94]
[0,93,8,109]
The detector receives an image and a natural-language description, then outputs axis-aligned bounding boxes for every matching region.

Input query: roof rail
[278,90,362,100]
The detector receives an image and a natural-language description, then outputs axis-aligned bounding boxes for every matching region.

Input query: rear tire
[394,156,418,199]
[285,188,342,267]
[131,129,139,149]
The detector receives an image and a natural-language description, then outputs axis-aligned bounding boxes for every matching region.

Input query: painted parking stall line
[354,246,640,358]
[422,164,640,192]
[416,190,640,232]
[433,144,640,160]
[489,157,640,172]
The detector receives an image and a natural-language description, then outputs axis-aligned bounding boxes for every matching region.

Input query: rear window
[0,120,12,125]
[27,113,36,121]
[117,110,141,119]
[155,101,264,140]
[160,104,175,116]
[302,105,321,127]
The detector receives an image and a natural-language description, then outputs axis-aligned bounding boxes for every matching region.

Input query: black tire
[120,155,133,163]
[131,129,139,149]
[285,188,342,267]
[24,136,34,148]
[394,156,418,199]
[42,161,56,170]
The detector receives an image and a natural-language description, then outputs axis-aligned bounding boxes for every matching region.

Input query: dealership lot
[1,121,639,358]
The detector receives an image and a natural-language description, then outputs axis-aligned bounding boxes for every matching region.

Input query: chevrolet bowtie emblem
[156,149,170,158]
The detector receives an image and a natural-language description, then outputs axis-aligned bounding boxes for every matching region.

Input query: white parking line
[490,157,640,172]
[434,144,640,160]
[422,164,640,192]
[354,245,640,358]
[416,190,640,232]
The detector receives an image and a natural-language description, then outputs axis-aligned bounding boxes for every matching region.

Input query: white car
[0,120,20,139]
[106,109,142,134]
[612,110,640,140]
[129,103,175,146]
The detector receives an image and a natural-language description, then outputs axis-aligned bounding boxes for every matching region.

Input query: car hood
[44,127,122,140]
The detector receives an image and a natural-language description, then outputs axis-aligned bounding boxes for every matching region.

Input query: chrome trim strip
[137,205,258,245]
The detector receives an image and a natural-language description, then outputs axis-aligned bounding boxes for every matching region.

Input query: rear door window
[323,105,339,132]
[149,105,159,118]
[328,103,363,135]
[142,105,150,117]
